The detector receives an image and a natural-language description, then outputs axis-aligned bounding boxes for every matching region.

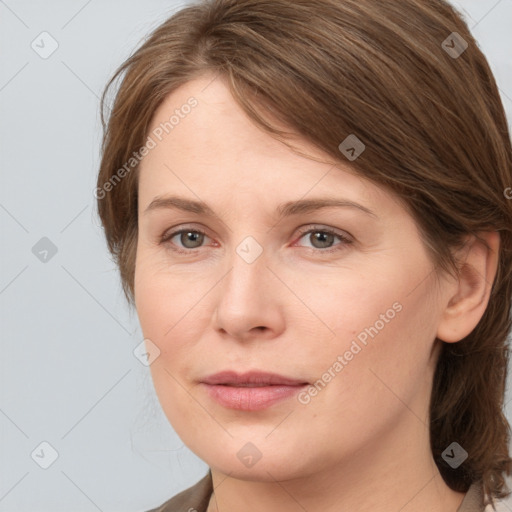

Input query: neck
[206,416,466,512]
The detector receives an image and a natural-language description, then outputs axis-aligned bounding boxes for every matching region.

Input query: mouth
[199,370,309,411]
[201,370,309,387]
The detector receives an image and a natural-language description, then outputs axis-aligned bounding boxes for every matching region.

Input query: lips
[200,371,309,411]
[200,370,309,387]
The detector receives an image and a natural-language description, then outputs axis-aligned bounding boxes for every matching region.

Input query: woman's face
[134,74,451,481]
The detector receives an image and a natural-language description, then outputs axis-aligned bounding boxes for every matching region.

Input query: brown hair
[96,0,512,505]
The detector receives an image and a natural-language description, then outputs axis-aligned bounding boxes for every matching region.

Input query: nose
[213,244,285,342]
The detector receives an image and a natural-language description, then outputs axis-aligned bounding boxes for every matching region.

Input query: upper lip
[201,370,309,386]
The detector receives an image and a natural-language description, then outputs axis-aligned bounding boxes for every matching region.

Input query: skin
[134,74,499,512]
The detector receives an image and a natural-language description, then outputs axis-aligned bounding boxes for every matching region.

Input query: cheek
[133,252,215,401]
[286,252,438,403]
[134,264,213,443]
[301,278,438,436]
[134,249,211,342]
[133,240,439,451]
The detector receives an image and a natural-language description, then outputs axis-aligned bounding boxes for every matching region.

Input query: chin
[198,441,315,482]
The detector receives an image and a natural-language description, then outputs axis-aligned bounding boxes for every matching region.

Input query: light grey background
[1,1,511,511]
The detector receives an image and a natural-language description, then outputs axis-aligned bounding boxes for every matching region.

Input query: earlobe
[436,231,500,343]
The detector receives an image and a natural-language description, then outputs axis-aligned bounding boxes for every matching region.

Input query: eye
[159,224,353,255]
[160,227,212,253]
[294,225,353,253]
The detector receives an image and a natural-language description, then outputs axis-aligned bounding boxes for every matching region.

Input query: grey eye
[178,231,206,249]
[307,231,336,249]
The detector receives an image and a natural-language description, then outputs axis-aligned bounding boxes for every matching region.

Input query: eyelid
[159,223,353,253]
[294,224,353,243]
[292,224,353,254]
[159,224,212,248]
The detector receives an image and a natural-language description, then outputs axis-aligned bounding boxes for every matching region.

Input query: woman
[95,0,512,510]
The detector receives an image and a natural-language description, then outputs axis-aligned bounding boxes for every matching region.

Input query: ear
[436,231,500,343]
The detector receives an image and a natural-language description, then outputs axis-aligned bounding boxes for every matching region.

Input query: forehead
[138,75,401,217]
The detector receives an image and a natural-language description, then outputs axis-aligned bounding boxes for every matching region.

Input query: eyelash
[159,225,353,255]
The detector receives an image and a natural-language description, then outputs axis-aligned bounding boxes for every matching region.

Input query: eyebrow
[143,195,377,219]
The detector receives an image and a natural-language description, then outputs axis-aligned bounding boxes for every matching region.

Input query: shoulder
[457,480,495,512]
[143,470,213,512]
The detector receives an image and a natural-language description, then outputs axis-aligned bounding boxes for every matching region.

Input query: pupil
[182,231,202,248]
[313,232,332,248]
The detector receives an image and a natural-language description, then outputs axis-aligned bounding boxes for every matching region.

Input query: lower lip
[201,383,308,411]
